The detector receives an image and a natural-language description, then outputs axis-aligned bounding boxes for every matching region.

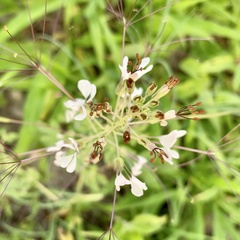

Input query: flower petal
[137,155,147,165]
[68,138,79,153]
[176,130,187,138]
[139,57,150,68]
[119,56,130,80]
[131,87,143,99]
[131,65,153,81]
[131,155,147,176]
[47,140,65,152]
[88,84,97,102]
[115,172,131,191]
[53,151,65,166]
[78,80,96,101]
[170,149,179,159]
[59,154,74,168]
[65,110,76,122]
[64,99,84,110]
[66,153,77,173]
[164,110,176,120]
[160,120,168,127]
[159,131,177,148]
[130,175,147,197]
[74,106,87,121]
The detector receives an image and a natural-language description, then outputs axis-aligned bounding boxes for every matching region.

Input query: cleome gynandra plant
[4,0,240,239]
[0,51,204,238]
[46,53,204,197]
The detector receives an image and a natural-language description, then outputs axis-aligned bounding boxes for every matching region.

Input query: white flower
[64,80,97,122]
[54,151,77,173]
[49,138,79,173]
[130,175,148,197]
[115,172,131,191]
[64,98,86,122]
[119,56,153,81]
[115,172,148,197]
[131,155,147,176]
[158,130,187,165]
[160,110,176,127]
[77,79,96,102]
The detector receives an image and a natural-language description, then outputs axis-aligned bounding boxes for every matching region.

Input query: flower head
[158,130,187,165]
[131,155,147,176]
[78,79,96,102]
[149,110,176,126]
[64,80,97,122]
[130,175,148,197]
[115,171,148,197]
[160,110,176,126]
[115,172,131,191]
[119,55,153,82]
[48,138,79,173]
[64,98,86,122]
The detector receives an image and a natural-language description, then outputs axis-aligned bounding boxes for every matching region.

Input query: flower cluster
[47,54,204,197]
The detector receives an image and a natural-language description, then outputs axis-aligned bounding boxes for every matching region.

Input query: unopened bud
[145,82,157,97]
[140,113,147,120]
[114,157,125,170]
[123,130,131,143]
[149,100,159,107]
[132,95,144,104]
[130,105,140,113]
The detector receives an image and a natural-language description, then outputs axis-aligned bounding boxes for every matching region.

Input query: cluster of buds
[88,98,112,117]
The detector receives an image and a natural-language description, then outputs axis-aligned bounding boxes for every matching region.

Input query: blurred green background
[0,0,240,239]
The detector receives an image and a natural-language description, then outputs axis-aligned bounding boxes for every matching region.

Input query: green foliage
[0,0,239,239]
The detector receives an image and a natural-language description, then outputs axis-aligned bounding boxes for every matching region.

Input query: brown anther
[140,113,147,120]
[155,111,165,119]
[90,139,105,162]
[150,158,155,163]
[126,78,135,89]
[130,105,140,113]
[99,153,103,161]
[150,100,159,107]
[133,95,142,102]
[89,99,112,117]
[176,102,205,120]
[166,75,179,89]
[136,53,140,60]
[123,130,131,144]
[194,102,202,106]
[150,148,167,164]
[149,82,157,91]
[91,150,97,160]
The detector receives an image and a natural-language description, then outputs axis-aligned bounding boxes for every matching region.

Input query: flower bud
[145,82,157,97]
[114,157,125,170]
